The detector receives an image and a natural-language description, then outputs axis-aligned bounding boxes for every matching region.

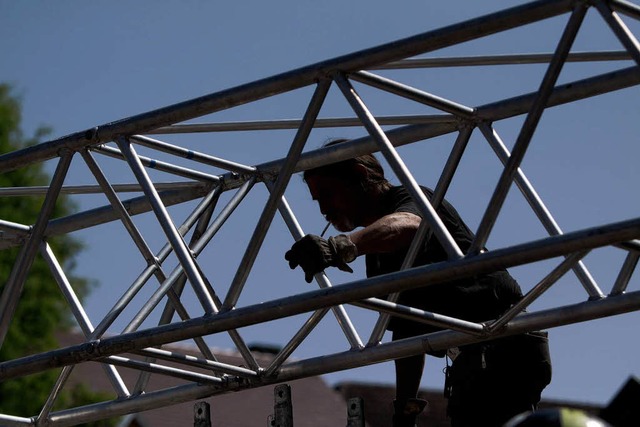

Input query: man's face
[306,174,362,232]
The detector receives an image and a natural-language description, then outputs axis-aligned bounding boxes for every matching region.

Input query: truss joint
[84,126,99,143]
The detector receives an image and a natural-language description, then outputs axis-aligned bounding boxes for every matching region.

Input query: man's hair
[303,138,392,194]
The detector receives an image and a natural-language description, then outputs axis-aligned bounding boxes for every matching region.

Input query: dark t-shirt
[365,186,523,332]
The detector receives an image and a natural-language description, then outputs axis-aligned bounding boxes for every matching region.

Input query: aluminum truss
[0,0,639,425]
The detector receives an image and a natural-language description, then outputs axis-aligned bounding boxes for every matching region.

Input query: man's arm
[285,212,422,283]
[349,212,421,256]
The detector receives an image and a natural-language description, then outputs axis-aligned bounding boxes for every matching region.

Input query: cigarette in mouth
[320,222,331,237]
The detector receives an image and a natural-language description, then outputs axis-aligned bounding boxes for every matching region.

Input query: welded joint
[455,118,477,133]
[147,256,163,270]
[581,0,617,9]
[573,0,595,9]
[84,127,100,143]
[483,319,506,336]
[56,148,75,159]
[219,171,256,192]
[77,339,102,359]
[222,374,251,390]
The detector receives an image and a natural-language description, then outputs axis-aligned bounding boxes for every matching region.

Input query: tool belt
[444,331,552,400]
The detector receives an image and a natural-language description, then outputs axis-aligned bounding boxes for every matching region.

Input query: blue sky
[1,0,639,408]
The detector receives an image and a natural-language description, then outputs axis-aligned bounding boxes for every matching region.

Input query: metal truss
[0,0,639,425]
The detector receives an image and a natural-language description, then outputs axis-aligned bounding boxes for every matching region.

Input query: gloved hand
[285,234,357,283]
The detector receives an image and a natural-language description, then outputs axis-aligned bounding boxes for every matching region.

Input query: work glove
[285,234,357,283]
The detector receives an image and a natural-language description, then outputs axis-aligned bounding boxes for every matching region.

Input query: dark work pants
[446,334,552,427]
[446,366,538,427]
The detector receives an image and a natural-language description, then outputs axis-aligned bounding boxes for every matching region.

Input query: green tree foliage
[0,84,116,426]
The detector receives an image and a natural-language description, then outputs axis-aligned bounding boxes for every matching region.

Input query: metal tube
[237,65,639,195]
[351,71,476,118]
[0,62,629,208]
[77,155,211,367]
[0,151,73,349]
[0,1,637,421]
[334,73,464,260]
[0,219,30,233]
[152,194,220,359]
[41,282,640,427]
[37,366,75,424]
[487,251,589,332]
[355,298,486,335]
[40,186,209,242]
[47,383,225,427]
[26,284,640,427]
[94,144,219,183]
[610,252,640,296]
[0,414,32,427]
[193,264,261,372]
[264,309,331,377]
[89,187,222,338]
[149,66,640,201]
[279,290,640,380]
[616,239,640,253]
[130,135,256,175]
[367,124,474,345]
[189,177,257,256]
[595,0,640,66]
[0,64,584,248]
[430,124,474,209]
[0,182,200,196]
[148,115,456,134]
[372,50,632,69]
[122,178,256,333]
[40,242,130,397]
[39,243,91,336]
[82,150,161,271]
[91,263,159,338]
[135,348,258,378]
[116,137,216,313]
[611,0,640,20]
[479,123,604,299]
[223,79,332,308]
[476,65,639,122]
[2,215,638,380]
[104,355,225,385]
[254,122,458,185]
[0,0,573,174]
[266,180,363,349]
[470,4,588,254]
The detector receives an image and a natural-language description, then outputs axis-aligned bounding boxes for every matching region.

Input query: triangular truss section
[0,1,639,425]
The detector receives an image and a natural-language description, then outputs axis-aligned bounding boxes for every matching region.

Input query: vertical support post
[346,397,365,427]
[194,402,212,427]
[272,384,294,427]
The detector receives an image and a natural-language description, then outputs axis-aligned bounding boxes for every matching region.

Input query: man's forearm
[349,212,421,255]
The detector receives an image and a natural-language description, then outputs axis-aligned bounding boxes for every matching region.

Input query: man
[285,139,552,427]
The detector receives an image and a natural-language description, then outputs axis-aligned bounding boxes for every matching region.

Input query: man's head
[303,139,391,231]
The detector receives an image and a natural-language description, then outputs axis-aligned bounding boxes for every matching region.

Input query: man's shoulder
[385,185,434,202]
